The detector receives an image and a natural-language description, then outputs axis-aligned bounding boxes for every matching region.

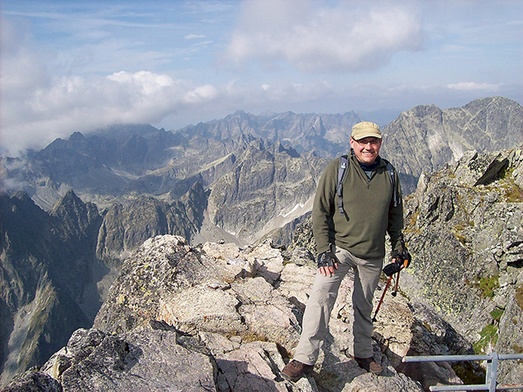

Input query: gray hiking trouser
[293,247,383,365]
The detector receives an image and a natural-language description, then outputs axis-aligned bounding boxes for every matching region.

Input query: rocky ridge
[381,96,523,191]
[4,97,522,224]
[4,235,466,392]
[1,97,522,388]
[400,147,523,385]
[5,147,523,391]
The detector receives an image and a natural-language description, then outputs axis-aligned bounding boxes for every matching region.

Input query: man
[281,121,405,381]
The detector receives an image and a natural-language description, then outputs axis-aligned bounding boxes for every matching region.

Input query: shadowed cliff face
[0,191,100,385]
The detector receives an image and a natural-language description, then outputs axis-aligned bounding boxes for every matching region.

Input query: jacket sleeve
[388,170,404,251]
[312,159,338,255]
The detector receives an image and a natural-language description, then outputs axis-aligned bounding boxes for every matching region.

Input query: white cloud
[185,34,206,40]
[107,71,175,95]
[225,0,423,72]
[0,16,48,97]
[0,69,224,156]
[447,82,502,92]
[183,84,219,103]
[0,17,220,157]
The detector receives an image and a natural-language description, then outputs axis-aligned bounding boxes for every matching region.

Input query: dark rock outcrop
[400,147,523,384]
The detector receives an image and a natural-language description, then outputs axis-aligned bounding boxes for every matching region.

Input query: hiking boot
[354,356,383,374]
[281,360,313,382]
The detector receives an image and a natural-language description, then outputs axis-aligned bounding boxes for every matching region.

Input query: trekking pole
[372,243,412,322]
[392,269,400,297]
[372,273,394,322]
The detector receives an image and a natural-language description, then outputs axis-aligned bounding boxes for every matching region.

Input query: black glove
[317,250,338,269]
[392,244,412,267]
[383,260,402,277]
[383,247,412,276]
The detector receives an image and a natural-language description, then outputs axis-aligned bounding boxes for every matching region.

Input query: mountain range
[0,96,522,388]
[2,146,522,391]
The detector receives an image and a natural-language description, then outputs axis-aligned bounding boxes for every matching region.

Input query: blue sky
[1,0,522,156]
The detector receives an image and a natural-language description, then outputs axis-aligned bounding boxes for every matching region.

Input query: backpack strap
[336,155,348,215]
[385,160,400,208]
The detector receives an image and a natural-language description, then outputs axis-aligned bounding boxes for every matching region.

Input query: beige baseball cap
[351,121,382,140]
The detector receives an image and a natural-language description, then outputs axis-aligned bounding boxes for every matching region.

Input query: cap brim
[352,133,382,140]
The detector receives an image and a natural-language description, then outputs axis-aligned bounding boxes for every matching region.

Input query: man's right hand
[317,250,338,277]
[383,247,412,276]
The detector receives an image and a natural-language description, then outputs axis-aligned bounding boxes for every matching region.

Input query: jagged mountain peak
[50,189,100,236]
[51,189,85,209]
[462,95,520,111]
[69,131,85,141]
[11,190,35,204]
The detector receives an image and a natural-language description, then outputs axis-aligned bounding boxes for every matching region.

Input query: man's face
[350,137,382,164]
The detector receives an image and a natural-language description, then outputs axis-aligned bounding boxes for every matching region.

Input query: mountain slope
[381,96,523,191]
[4,97,521,210]
[0,192,99,384]
[0,184,207,383]
[0,96,521,385]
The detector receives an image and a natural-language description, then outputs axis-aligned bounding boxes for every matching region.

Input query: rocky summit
[400,147,523,386]
[3,235,434,391]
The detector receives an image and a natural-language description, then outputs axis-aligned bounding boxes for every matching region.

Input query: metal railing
[403,352,523,391]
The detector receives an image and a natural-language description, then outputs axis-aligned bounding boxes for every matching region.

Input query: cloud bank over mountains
[1,0,521,156]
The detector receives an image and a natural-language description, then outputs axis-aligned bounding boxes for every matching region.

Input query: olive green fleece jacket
[312,154,404,259]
